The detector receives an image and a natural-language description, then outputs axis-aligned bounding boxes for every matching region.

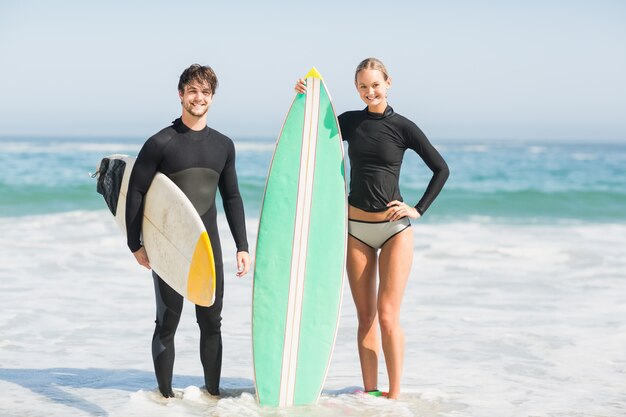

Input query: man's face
[179,81,213,118]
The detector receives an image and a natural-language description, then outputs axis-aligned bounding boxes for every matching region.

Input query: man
[125,64,250,398]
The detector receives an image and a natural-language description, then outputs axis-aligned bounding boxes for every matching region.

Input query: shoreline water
[1,210,625,416]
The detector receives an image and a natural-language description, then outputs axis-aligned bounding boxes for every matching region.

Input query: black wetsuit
[126,118,248,397]
[338,106,449,214]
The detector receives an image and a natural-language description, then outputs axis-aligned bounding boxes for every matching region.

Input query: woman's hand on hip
[385,200,421,221]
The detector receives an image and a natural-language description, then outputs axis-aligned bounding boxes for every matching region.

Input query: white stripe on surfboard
[279,75,321,406]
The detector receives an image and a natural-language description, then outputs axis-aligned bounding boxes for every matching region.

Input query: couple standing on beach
[125,60,449,400]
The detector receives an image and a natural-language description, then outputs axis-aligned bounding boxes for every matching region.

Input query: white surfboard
[96,155,216,307]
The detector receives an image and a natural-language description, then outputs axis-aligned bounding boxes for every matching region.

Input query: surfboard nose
[187,231,216,307]
[305,67,323,80]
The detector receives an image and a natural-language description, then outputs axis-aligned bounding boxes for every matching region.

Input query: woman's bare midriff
[348,205,391,222]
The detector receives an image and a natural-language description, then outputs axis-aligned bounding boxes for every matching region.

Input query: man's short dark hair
[178,64,218,95]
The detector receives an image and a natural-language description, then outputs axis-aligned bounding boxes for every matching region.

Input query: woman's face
[355,69,391,110]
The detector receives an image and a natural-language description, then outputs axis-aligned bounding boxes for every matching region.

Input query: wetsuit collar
[365,105,394,120]
[172,117,209,134]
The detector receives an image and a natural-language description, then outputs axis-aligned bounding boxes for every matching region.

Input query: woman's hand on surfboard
[132,246,151,270]
[236,251,250,278]
[295,78,306,94]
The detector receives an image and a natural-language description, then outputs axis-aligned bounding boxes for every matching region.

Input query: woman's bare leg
[377,227,413,399]
[347,236,379,391]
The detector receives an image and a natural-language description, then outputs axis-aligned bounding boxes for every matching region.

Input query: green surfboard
[252,68,347,406]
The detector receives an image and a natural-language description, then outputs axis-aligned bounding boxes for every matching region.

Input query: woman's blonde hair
[354,57,390,83]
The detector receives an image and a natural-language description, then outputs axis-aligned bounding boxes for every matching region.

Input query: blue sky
[1,1,625,141]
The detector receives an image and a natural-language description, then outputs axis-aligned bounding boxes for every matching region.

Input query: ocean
[0,136,625,417]
[2,137,625,222]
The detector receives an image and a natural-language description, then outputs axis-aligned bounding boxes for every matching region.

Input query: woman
[296,58,449,399]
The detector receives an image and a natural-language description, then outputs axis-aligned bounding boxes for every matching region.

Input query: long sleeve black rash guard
[338,106,449,215]
[125,118,248,254]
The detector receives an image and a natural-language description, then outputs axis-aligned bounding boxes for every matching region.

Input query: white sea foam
[0,140,276,155]
[528,145,546,154]
[0,141,141,154]
[1,212,625,416]
[462,145,490,153]
[571,152,598,161]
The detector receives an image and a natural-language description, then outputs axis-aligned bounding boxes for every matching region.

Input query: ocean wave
[233,142,276,152]
[434,188,626,221]
[3,181,625,222]
[0,141,141,154]
[2,139,625,223]
[528,146,546,154]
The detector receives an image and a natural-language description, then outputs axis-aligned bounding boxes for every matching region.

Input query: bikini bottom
[347,217,411,249]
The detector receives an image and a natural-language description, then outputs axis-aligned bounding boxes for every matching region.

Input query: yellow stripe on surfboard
[187,231,216,306]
